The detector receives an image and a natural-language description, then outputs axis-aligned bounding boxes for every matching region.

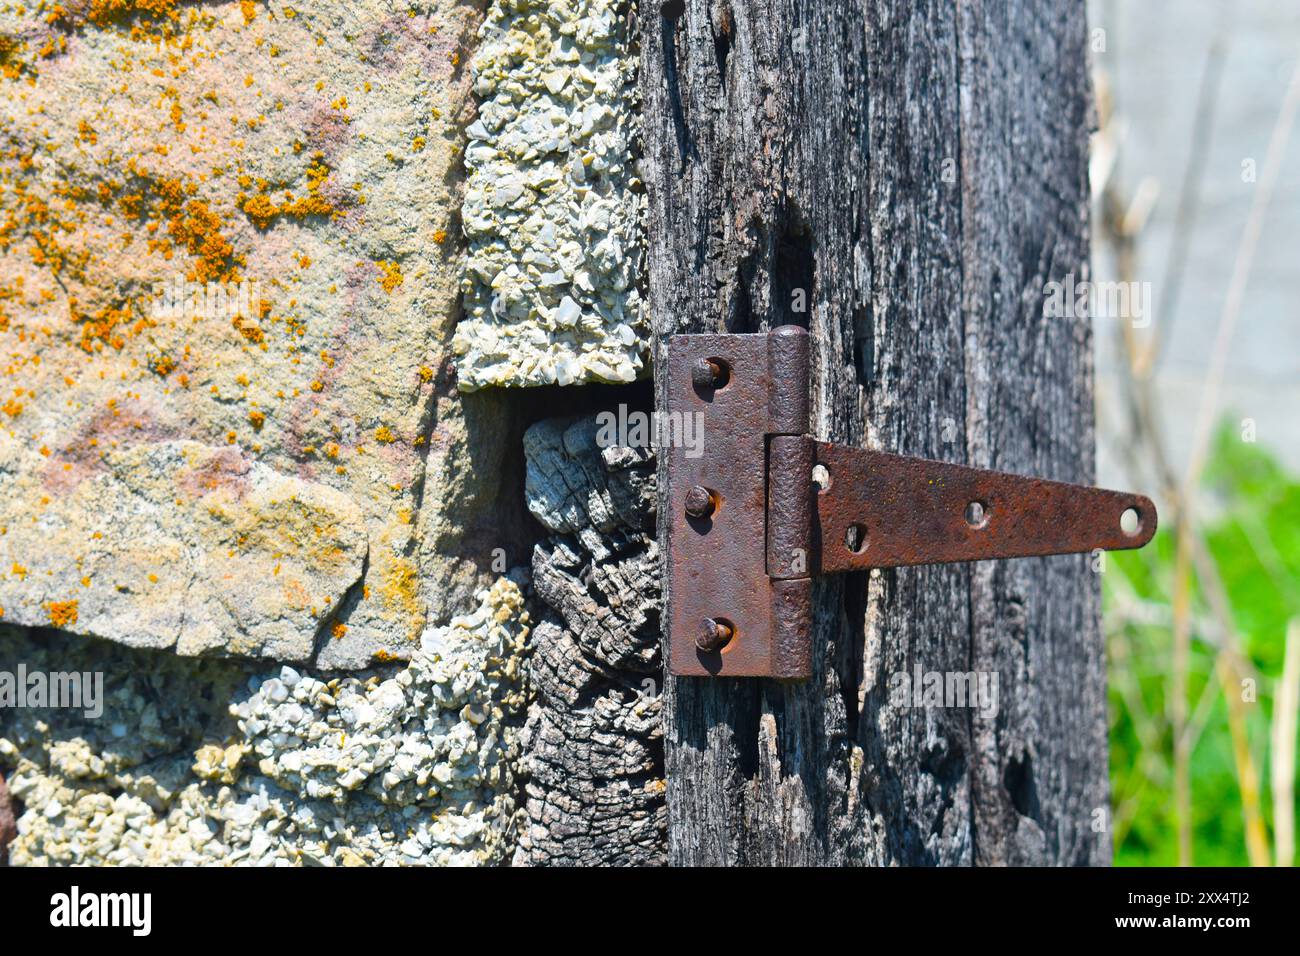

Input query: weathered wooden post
[643,0,1110,865]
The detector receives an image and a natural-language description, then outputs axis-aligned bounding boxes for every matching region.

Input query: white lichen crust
[0,577,531,866]
[453,0,646,390]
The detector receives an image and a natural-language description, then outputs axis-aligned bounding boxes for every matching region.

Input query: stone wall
[0,0,659,867]
[0,579,530,865]
[0,0,509,669]
[454,0,645,389]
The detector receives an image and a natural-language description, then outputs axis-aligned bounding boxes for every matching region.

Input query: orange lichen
[46,599,79,628]
[168,200,235,283]
[233,316,265,343]
[70,302,134,353]
[238,155,338,230]
[0,33,27,81]
[374,425,395,443]
[331,621,348,639]
[417,365,432,382]
[379,556,422,630]
[376,260,402,293]
[248,409,265,431]
[239,192,278,229]
[86,0,179,27]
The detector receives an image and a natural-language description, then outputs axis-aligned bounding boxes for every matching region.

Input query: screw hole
[697,617,735,653]
[964,501,989,529]
[691,356,731,394]
[812,464,831,492]
[1120,507,1141,536]
[684,485,717,521]
[706,357,730,389]
[844,523,868,554]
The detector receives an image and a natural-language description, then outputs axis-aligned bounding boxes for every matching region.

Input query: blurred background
[1090,0,1300,865]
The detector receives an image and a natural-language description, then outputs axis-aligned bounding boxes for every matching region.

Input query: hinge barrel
[767,434,814,580]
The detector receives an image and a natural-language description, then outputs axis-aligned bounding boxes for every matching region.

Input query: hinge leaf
[811,444,1157,572]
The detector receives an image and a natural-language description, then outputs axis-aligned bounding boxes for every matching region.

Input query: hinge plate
[665,326,1157,679]
[665,328,812,677]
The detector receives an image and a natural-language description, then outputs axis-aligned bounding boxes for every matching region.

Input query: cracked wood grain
[513,417,666,865]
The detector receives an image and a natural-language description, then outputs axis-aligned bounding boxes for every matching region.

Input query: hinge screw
[697,617,734,652]
[684,484,715,519]
[691,357,726,391]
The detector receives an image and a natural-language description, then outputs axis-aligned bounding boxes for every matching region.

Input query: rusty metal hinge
[665,326,1157,678]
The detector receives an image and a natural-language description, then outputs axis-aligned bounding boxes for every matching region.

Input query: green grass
[1107,421,1300,866]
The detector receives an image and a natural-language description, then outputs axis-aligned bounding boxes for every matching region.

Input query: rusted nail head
[697,617,733,652]
[684,484,714,519]
[691,357,722,391]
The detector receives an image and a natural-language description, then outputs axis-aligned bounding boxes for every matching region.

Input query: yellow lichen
[376,260,402,293]
[168,199,235,283]
[239,192,278,229]
[379,556,421,626]
[237,155,338,230]
[46,599,78,628]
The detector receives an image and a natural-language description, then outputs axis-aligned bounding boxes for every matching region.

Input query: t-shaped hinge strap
[665,325,1157,678]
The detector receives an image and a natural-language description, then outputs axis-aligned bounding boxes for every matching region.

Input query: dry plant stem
[1101,52,1300,867]
[1109,620,1170,845]
[1182,57,1300,498]
[1273,621,1300,867]
[1104,187,1196,865]
[1122,314,1268,865]
[1215,650,1271,866]
[1148,35,1227,373]
[1170,54,1300,868]
[1171,526,1194,865]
